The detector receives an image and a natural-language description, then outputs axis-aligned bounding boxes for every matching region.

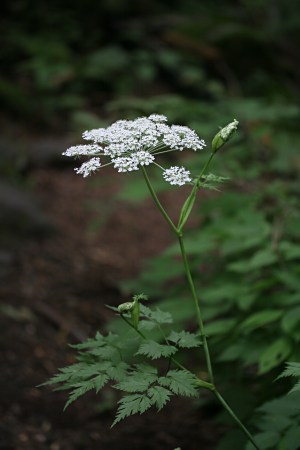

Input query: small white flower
[163,166,192,186]
[112,156,139,172]
[134,151,155,166]
[140,133,159,148]
[148,114,168,122]
[82,128,107,143]
[163,125,205,151]
[74,157,101,177]
[63,144,102,157]
[104,142,128,157]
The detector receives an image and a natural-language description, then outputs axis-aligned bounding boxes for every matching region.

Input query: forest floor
[0,153,220,450]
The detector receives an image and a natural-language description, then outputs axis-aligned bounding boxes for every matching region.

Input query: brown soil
[0,164,219,450]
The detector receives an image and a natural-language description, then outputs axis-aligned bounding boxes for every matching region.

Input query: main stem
[177,235,214,384]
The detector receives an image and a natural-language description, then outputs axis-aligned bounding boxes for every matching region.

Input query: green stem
[141,166,178,234]
[214,390,261,450]
[198,151,215,180]
[178,235,214,384]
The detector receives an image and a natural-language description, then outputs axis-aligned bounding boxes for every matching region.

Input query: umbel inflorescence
[63,114,206,186]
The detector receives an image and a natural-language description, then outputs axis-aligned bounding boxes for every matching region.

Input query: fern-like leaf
[42,363,84,386]
[70,332,106,349]
[63,373,109,410]
[139,304,173,325]
[200,173,230,191]
[114,364,158,392]
[167,330,202,348]
[158,370,199,397]
[90,346,119,359]
[112,394,152,426]
[277,362,300,379]
[147,385,172,410]
[106,362,129,382]
[277,362,300,394]
[290,380,300,394]
[93,373,110,393]
[136,340,177,359]
[150,308,173,324]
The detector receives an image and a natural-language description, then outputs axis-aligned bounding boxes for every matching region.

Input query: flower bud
[212,119,239,153]
[117,302,134,313]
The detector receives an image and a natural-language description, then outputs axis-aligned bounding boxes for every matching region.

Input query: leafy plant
[111,109,300,449]
[244,392,300,450]
[44,296,206,425]
[43,114,268,449]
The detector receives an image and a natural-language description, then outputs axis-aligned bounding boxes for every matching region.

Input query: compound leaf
[112,394,152,427]
[64,373,109,410]
[158,370,199,397]
[147,385,172,410]
[167,330,202,348]
[136,340,177,359]
[114,364,158,392]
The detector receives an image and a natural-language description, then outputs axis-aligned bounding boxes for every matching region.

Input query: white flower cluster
[74,157,101,177]
[163,166,191,186]
[63,144,102,157]
[64,114,206,185]
[113,151,155,173]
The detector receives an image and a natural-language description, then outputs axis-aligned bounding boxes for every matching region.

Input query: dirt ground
[0,161,220,450]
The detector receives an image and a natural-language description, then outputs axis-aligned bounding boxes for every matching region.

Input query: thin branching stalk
[177,235,214,384]
[214,390,261,450]
[140,166,178,234]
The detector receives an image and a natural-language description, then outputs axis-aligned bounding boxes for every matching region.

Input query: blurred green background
[1,0,300,129]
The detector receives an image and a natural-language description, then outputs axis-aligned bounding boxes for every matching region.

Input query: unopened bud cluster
[117,302,134,313]
[212,119,239,153]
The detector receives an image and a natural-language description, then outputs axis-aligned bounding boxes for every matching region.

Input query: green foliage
[112,365,199,426]
[136,340,177,359]
[167,330,202,349]
[277,362,300,394]
[112,393,153,426]
[45,302,202,425]
[258,338,292,374]
[116,105,300,446]
[2,1,300,127]
[122,149,300,381]
[245,393,300,450]
[139,304,174,326]
[114,364,159,393]
[43,331,131,409]
[199,173,231,191]
[158,370,199,397]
